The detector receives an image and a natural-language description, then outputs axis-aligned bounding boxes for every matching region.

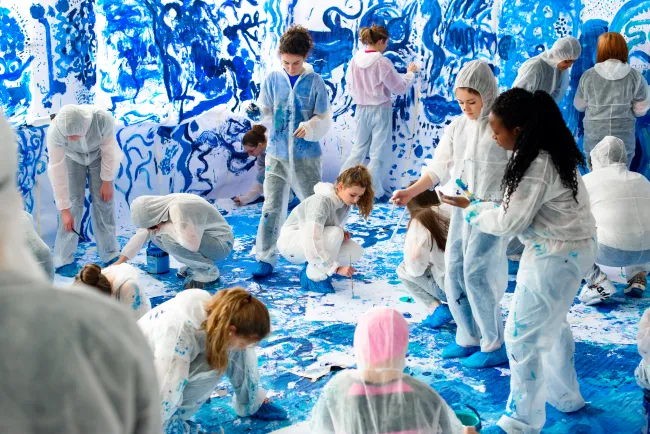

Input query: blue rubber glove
[251,401,288,420]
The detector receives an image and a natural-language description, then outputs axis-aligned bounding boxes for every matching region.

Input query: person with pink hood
[340,24,419,201]
[310,307,476,433]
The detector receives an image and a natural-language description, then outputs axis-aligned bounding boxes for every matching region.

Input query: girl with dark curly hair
[247,25,333,278]
[441,88,597,433]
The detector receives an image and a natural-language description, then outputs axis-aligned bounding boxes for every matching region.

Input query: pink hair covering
[354,307,409,370]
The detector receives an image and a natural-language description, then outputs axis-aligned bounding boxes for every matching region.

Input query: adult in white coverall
[392,60,510,369]
[116,194,234,289]
[574,32,650,166]
[513,37,582,104]
[578,137,650,305]
[452,87,596,434]
[0,113,161,434]
[250,48,332,278]
[47,105,122,270]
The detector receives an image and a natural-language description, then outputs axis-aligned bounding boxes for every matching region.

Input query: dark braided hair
[491,88,585,211]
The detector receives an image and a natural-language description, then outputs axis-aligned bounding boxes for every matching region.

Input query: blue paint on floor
[56,202,648,433]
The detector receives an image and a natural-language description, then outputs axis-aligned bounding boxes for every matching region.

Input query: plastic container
[455,408,481,431]
[146,243,170,274]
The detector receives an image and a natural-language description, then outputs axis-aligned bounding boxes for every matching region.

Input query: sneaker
[299,266,335,294]
[176,267,189,279]
[579,280,616,306]
[252,261,273,278]
[422,304,454,329]
[625,272,646,298]
[441,342,480,359]
[462,344,509,369]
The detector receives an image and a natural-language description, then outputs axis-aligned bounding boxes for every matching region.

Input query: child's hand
[407,62,419,73]
[336,266,355,278]
[294,125,307,138]
[391,189,413,207]
[233,197,242,206]
[463,427,478,434]
[344,231,351,241]
[439,192,470,209]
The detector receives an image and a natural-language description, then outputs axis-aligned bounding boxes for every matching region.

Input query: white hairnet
[0,114,47,281]
[55,105,94,137]
[540,37,582,67]
[131,195,174,229]
[590,136,627,169]
[354,307,409,371]
[454,60,499,117]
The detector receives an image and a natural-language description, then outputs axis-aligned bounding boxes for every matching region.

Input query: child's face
[280,53,306,76]
[557,59,575,71]
[375,38,388,53]
[244,142,265,157]
[337,184,366,206]
[455,88,483,120]
[489,112,518,151]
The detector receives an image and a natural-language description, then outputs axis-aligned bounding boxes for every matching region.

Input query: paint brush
[389,207,408,243]
[72,228,86,242]
[455,179,479,202]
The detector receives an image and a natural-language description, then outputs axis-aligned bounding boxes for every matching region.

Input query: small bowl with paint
[454,408,482,431]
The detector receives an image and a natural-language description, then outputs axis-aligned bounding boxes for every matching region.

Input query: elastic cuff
[327,261,340,276]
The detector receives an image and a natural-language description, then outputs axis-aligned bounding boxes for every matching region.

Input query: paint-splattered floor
[55,202,649,433]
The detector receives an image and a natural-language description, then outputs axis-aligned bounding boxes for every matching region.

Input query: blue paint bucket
[146,243,170,274]
[455,406,482,431]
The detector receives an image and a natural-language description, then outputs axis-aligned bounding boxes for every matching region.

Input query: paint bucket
[455,408,482,431]
[146,243,170,274]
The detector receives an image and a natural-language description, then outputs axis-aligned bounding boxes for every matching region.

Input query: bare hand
[61,209,75,233]
[293,125,307,139]
[407,62,419,73]
[343,231,351,241]
[391,189,413,207]
[463,427,478,434]
[100,181,114,202]
[439,192,471,209]
[336,266,355,278]
[233,197,242,206]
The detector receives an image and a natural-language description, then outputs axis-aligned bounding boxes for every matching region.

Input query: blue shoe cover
[252,261,273,278]
[422,304,454,329]
[462,344,509,369]
[441,342,480,359]
[251,402,288,420]
[299,266,335,294]
[56,263,79,278]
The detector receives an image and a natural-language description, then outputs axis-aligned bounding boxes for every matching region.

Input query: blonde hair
[75,264,112,295]
[359,24,389,45]
[337,165,374,219]
[202,287,271,374]
[596,32,629,63]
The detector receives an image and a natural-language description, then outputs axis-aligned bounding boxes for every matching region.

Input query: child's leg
[53,157,87,268]
[290,157,321,201]
[339,106,372,176]
[277,226,307,264]
[397,262,446,307]
[151,233,220,282]
[304,226,346,282]
[226,348,267,417]
[256,156,291,267]
[584,263,608,286]
[366,106,392,199]
[462,224,508,353]
[87,156,120,263]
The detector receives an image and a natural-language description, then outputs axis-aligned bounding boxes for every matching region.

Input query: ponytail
[405,184,449,251]
[492,88,585,211]
[359,24,389,46]
[75,264,112,296]
[242,125,267,148]
[202,287,271,374]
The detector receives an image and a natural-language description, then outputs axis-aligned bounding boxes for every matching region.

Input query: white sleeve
[633,74,650,117]
[170,205,202,253]
[512,60,545,93]
[422,122,456,187]
[463,166,549,237]
[152,324,193,424]
[403,220,432,277]
[303,201,340,276]
[573,74,588,112]
[238,182,264,205]
[118,280,152,321]
[551,70,570,103]
[381,58,415,95]
[301,111,333,142]
[121,229,150,259]
[99,129,123,181]
[47,128,72,211]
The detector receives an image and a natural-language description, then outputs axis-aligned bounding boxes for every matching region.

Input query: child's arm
[633,72,650,117]
[298,76,332,142]
[119,228,151,261]
[381,58,416,95]
[46,127,72,211]
[573,74,588,112]
[99,125,123,183]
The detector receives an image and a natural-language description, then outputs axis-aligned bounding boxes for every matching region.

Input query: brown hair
[242,125,267,148]
[596,32,629,63]
[406,185,449,251]
[359,24,389,45]
[202,287,271,374]
[337,165,374,220]
[456,87,481,96]
[279,25,314,57]
[75,264,112,296]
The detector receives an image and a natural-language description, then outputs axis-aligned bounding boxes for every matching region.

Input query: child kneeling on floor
[310,307,477,433]
[277,165,374,293]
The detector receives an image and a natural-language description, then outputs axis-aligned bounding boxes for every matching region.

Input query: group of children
[5,21,650,434]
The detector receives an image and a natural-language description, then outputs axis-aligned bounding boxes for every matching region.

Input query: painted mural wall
[1,0,649,242]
